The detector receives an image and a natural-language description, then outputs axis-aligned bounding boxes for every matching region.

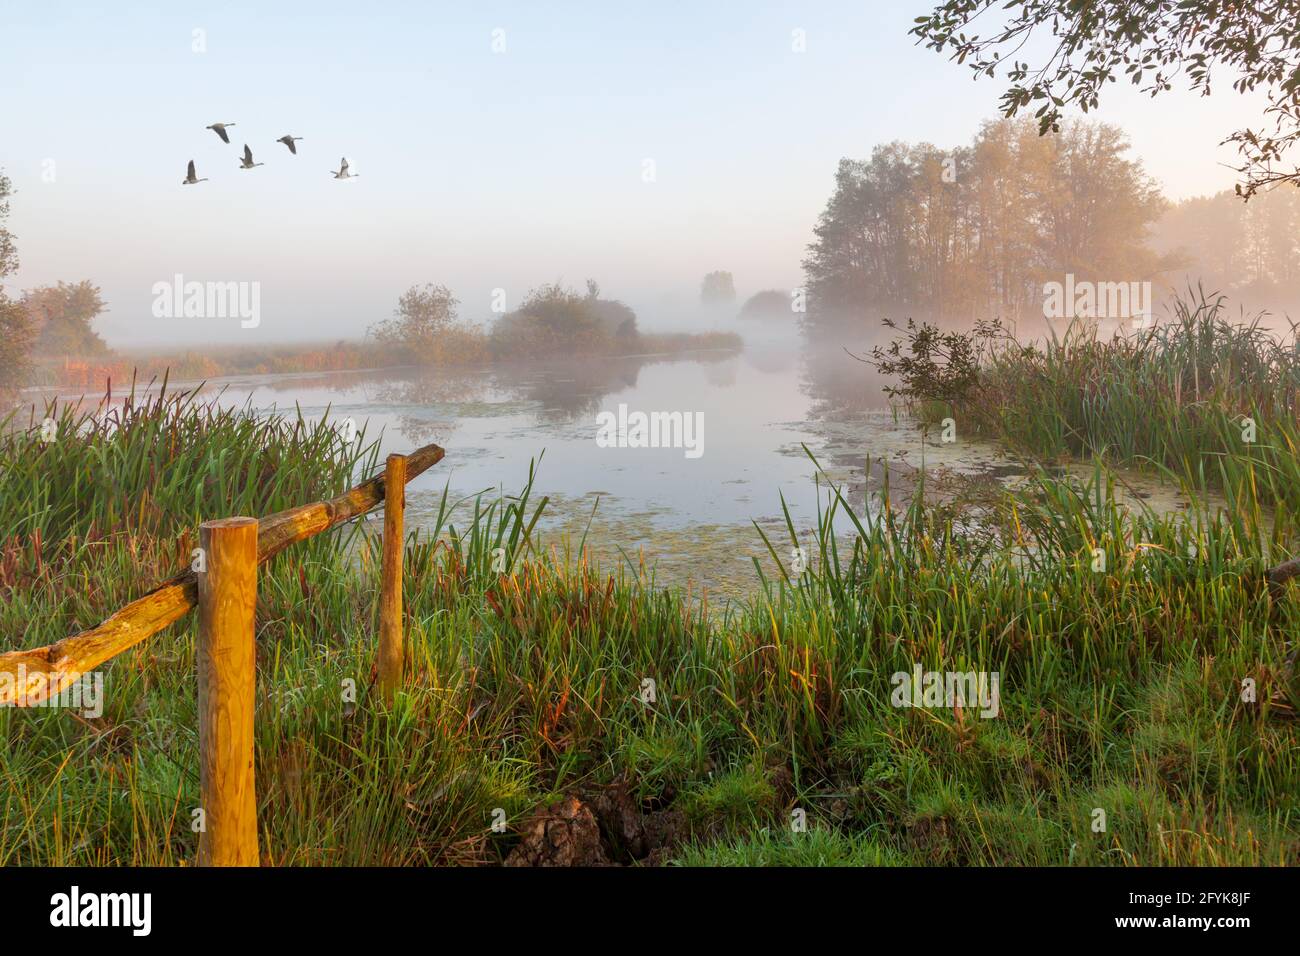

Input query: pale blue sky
[1,0,1265,345]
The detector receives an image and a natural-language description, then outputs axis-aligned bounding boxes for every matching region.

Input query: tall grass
[968,289,1300,522]
[1,362,1297,866]
[0,376,377,543]
[0,378,377,643]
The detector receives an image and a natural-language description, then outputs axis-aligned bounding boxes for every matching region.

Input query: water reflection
[41,339,1199,597]
[799,342,892,419]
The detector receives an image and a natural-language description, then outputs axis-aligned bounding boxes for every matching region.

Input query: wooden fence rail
[0,441,442,866]
[0,441,443,707]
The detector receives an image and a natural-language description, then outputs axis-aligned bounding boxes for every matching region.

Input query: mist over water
[42,313,1208,597]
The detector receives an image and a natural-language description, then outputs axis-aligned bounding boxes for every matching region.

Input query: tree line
[801,117,1172,339]
[1154,188,1300,311]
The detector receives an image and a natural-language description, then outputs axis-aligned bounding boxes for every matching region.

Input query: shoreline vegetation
[10,278,744,395]
[868,289,1300,518]
[3,291,1298,866]
[28,330,746,393]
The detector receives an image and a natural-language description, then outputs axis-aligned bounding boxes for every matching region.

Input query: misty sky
[2,0,1267,346]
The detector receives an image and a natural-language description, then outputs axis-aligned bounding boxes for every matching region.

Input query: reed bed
[967,289,1300,522]
[1,354,1298,866]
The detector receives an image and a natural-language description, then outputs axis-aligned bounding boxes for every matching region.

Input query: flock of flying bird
[182,122,357,185]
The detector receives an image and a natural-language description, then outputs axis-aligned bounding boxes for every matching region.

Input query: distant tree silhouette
[1154,187,1300,308]
[585,280,638,339]
[24,281,109,356]
[369,283,486,364]
[700,271,736,306]
[739,289,792,321]
[0,169,15,280]
[802,118,1171,336]
[491,282,611,358]
[0,169,33,397]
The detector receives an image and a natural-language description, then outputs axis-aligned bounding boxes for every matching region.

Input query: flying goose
[205,122,236,143]
[182,160,207,185]
[330,157,357,179]
[276,134,303,154]
[239,144,264,169]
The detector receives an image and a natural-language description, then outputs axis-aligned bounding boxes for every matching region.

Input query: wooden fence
[0,441,444,865]
[8,435,1298,864]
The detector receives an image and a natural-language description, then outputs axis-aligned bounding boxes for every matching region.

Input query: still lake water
[56,335,1192,598]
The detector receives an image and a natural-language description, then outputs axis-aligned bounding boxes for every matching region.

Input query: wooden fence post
[377,454,407,703]
[197,516,260,867]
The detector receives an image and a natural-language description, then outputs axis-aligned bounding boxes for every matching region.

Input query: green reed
[1,369,1297,866]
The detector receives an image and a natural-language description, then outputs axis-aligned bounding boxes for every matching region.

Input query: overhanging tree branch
[911,0,1300,198]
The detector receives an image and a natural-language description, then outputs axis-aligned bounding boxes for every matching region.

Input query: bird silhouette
[239,144,264,169]
[206,123,236,143]
[330,157,358,179]
[182,160,208,185]
[276,135,303,154]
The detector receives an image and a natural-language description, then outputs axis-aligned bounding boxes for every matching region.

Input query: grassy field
[2,298,1299,866]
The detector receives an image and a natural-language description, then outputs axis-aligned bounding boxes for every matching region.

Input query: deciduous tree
[24,280,108,356]
[700,271,736,306]
[0,170,34,397]
[802,118,1172,336]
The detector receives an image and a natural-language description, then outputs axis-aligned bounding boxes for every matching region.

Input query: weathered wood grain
[0,442,444,706]
[197,517,260,867]
[376,453,406,703]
